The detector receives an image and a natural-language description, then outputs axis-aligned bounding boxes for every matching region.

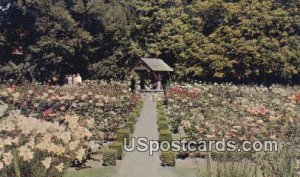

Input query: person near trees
[130,77,136,94]
[63,75,68,85]
[67,75,73,85]
[71,74,76,85]
[73,73,82,85]
[161,74,168,96]
[140,77,145,90]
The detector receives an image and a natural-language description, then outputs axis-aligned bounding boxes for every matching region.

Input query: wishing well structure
[130,58,173,91]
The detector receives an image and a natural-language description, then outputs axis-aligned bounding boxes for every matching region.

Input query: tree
[12,0,92,82]
[0,0,298,84]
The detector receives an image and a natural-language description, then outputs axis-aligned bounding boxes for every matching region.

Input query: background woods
[0,0,299,84]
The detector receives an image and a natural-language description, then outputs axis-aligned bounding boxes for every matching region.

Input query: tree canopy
[0,0,299,84]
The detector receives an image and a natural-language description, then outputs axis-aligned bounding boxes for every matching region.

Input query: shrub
[159,129,172,143]
[157,102,163,109]
[160,151,175,167]
[133,109,140,117]
[157,109,165,116]
[176,150,190,159]
[116,128,131,145]
[137,101,143,110]
[109,142,123,160]
[128,113,137,123]
[126,121,135,133]
[102,149,117,166]
[158,120,168,130]
[157,114,167,122]
[0,63,23,82]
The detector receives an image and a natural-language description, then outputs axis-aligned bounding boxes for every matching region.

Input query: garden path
[117,98,160,177]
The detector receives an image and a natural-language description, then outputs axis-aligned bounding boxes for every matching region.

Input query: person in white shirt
[67,75,73,85]
[73,73,82,85]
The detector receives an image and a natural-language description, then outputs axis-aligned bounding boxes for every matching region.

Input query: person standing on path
[161,74,168,96]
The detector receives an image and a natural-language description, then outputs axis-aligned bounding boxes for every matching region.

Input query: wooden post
[157,73,161,91]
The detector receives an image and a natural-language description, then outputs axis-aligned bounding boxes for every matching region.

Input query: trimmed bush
[157,114,167,121]
[109,142,123,160]
[128,113,137,123]
[176,150,190,159]
[116,128,131,145]
[158,120,168,130]
[126,121,135,133]
[159,129,172,143]
[137,102,143,110]
[102,149,117,166]
[157,109,165,116]
[157,102,163,109]
[160,151,176,167]
[133,109,140,117]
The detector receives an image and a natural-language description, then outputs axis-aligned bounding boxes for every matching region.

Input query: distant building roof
[140,58,173,72]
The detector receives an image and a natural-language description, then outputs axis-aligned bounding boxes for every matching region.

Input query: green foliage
[0,0,299,84]
[135,101,143,116]
[126,121,135,133]
[129,0,299,84]
[160,151,176,167]
[133,109,141,118]
[157,108,166,117]
[158,120,169,130]
[205,160,257,177]
[0,33,5,46]
[157,102,163,109]
[13,151,21,177]
[159,129,172,143]
[24,0,92,82]
[0,0,131,82]
[116,128,131,145]
[109,142,123,160]
[0,63,23,82]
[128,113,137,123]
[255,145,299,177]
[102,149,117,166]
[158,114,167,122]
[157,105,167,120]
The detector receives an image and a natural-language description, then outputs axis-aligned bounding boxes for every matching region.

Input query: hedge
[109,142,123,160]
[102,149,117,166]
[160,151,176,167]
[128,113,137,123]
[116,128,131,145]
[158,120,168,130]
[157,114,167,122]
[126,121,135,133]
[159,129,172,143]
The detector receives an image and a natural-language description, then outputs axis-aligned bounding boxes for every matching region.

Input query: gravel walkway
[118,98,160,177]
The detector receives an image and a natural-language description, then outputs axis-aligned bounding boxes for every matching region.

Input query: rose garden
[0,81,299,177]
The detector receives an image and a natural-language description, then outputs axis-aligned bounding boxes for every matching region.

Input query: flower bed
[0,81,140,140]
[165,83,300,175]
[166,83,300,148]
[0,81,141,176]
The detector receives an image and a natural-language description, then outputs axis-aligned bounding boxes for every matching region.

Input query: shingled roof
[140,58,173,72]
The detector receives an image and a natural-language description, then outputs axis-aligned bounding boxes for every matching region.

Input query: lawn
[64,167,117,177]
